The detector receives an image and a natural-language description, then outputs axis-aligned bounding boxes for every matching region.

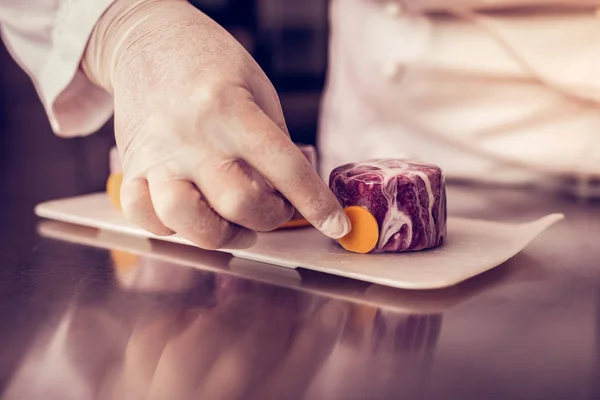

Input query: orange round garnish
[106,172,123,211]
[338,206,379,254]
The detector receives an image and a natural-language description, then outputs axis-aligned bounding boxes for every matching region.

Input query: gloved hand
[83,0,350,249]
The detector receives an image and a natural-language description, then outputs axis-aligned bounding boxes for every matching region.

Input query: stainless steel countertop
[1,175,600,399]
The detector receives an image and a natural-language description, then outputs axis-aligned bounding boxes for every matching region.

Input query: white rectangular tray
[35,193,563,290]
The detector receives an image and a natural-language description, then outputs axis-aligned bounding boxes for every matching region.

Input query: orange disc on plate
[338,206,379,254]
[106,172,123,211]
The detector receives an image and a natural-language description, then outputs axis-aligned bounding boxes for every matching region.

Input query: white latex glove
[83,0,350,249]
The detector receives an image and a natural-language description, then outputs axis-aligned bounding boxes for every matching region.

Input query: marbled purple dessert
[329,159,446,253]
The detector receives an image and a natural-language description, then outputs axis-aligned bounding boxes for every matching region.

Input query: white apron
[319,0,600,197]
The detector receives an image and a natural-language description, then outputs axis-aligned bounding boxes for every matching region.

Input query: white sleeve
[0,0,117,137]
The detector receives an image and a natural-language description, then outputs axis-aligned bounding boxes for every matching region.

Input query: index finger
[235,102,351,239]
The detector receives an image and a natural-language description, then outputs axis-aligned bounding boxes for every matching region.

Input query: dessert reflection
[4,247,442,400]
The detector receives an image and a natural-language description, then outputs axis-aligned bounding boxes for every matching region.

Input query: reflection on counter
[3,241,442,400]
[36,220,534,314]
[20,210,600,400]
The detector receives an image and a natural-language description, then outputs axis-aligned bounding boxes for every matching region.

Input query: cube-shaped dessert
[329,159,446,253]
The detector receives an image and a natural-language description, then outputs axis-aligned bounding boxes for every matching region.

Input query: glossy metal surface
[3,44,600,400]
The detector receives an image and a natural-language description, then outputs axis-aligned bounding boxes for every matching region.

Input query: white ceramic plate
[35,193,564,290]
